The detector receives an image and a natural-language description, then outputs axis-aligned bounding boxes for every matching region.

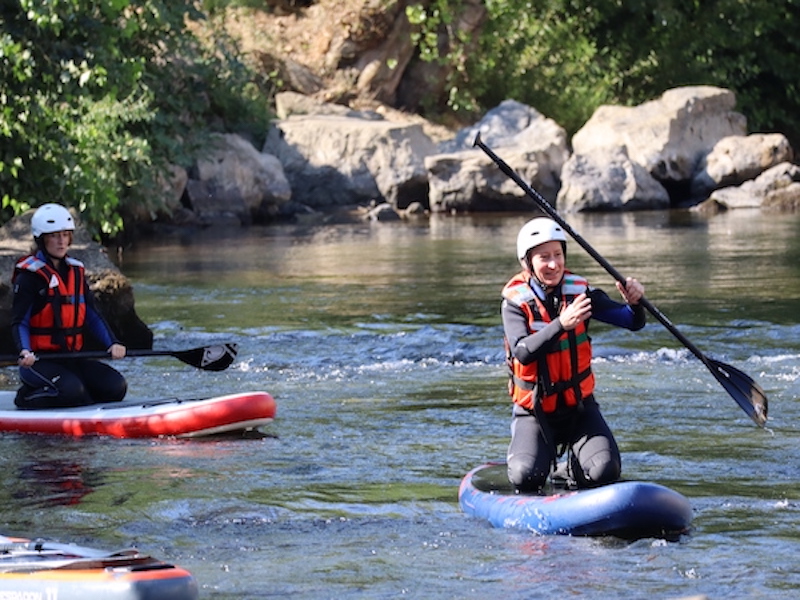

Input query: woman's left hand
[616,277,644,305]
[108,343,127,360]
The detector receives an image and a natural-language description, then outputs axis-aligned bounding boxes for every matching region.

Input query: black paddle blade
[708,358,768,427]
[173,343,238,371]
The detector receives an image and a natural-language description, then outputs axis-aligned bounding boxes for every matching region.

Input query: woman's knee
[58,379,92,406]
[507,406,553,492]
[572,447,621,488]
[86,370,127,403]
[507,454,549,492]
[105,378,127,403]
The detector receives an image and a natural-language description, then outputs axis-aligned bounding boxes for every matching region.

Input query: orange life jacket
[502,271,595,412]
[14,254,87,352]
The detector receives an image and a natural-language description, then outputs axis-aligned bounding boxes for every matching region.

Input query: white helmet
[516,217,566,261]
[31,203,75,238]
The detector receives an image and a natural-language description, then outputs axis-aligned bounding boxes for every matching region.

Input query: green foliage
[0,0,273,239]
[469,2,625,133]
[5,0,797,239]
[408,0,800,144]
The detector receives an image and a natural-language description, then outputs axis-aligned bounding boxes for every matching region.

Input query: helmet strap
[525,270,548,299]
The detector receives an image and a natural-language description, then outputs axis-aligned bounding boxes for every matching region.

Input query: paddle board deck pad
[0,390,276,438]
[459,462,693,540]
[0,535,198,599]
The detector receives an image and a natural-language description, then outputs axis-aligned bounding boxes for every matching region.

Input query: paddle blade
[707,358,768,426]
[173,343,238,371]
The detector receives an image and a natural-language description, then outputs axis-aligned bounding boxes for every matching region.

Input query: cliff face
[215,0,485,123]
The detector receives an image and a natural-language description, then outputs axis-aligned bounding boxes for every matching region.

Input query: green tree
[409,0,800,145]
[0,0,272,238]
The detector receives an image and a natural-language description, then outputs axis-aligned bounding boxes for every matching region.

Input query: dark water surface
[2,209,800,599]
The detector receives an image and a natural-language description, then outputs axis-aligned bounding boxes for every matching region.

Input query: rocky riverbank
[162,85,798,230]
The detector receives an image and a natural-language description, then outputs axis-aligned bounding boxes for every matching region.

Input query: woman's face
[42,230,72,259]
[527,240,565,289]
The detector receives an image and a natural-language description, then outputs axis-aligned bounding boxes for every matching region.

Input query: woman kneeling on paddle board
[502,217,646,493]
[10,203,127,409]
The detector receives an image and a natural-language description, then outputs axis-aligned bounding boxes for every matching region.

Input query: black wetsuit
[11,254,127,409]
[502,279,645,492]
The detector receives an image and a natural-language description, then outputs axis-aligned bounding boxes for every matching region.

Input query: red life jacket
[14,254,87,352]
[502,271,594,412]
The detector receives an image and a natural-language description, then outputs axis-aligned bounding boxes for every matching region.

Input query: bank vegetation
[1,0,797,239]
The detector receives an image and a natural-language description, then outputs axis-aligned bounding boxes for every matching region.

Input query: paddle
[0,342,238,372]
[474,133,768,427]
[0,536,127,560]
[0,536,159,572]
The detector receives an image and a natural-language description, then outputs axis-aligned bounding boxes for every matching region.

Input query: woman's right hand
[18,349,36,368]
[558,293,592,331]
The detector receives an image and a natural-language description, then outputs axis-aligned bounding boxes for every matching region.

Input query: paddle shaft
[0,349,177,367]
[0,343,238,371]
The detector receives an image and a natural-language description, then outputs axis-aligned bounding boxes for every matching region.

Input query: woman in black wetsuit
[11,203,127,409]
[501,217,646,493]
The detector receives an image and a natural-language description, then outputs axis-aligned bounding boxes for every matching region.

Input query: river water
[1,208,800,599]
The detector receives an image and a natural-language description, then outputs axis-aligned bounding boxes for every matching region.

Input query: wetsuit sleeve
[588,288,646,331]
[10,270,42,352]
[502,299,563,365]
[83,282,118,349]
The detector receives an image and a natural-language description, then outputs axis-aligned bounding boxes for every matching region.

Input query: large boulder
[426,148,540,213]
[184,133,292,225]
[427,100,569,212]
[557,147,670,212]
[702,162,800,210]
[263,113,437,209]
[567,86,748,208]
[0,210,153,356]
[690,133,794,198]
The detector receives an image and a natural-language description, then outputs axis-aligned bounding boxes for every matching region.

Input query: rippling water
[2,209,799,599]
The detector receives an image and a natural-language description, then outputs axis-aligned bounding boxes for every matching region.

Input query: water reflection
[118,210,800,338]
[13,459,99,507]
